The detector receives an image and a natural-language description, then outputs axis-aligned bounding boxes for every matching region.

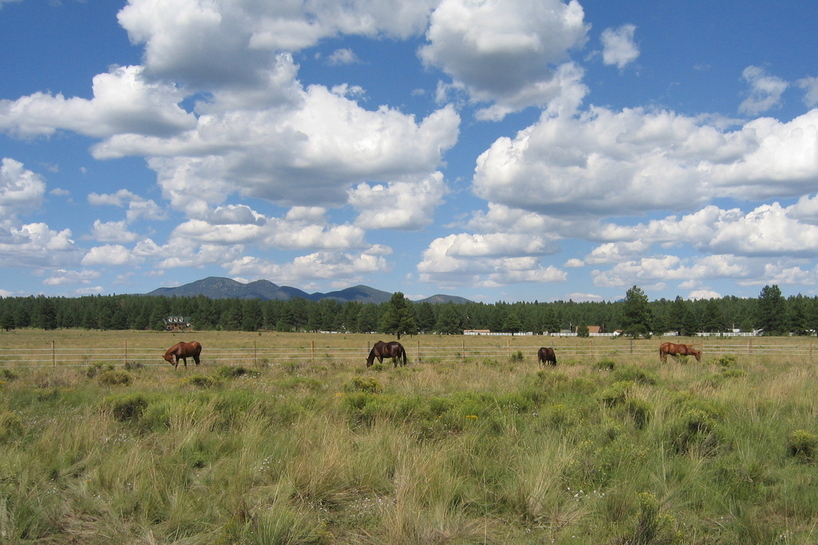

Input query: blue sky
[2,0,818,303]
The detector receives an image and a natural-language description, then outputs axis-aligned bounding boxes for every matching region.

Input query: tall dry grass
[0,330,818,543]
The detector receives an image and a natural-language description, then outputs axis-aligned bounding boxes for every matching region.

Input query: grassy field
[0,330,817,543]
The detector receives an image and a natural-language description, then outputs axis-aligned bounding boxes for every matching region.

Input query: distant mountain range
[146,276,471,304]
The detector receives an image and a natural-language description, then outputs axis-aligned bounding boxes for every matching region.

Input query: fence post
[462,339,465,362]
[124,340,128,367]
[311,340,315,364]
[254,341,258,367]
[51,340,56,368]
[417,340,421,363]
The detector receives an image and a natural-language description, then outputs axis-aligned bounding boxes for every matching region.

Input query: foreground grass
[0,332,817,543]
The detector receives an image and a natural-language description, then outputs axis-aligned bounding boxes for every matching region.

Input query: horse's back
[538,346,556,364]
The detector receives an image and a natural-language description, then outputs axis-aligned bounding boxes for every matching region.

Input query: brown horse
[366,341,407,367]
[537,347,557,365]
[659,342,701,363]
[163,341,202,369]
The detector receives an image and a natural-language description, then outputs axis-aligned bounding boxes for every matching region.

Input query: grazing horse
[366,341,407,368]
[163,341,202,369]
[537,347,557,366]
[659,342,701,363]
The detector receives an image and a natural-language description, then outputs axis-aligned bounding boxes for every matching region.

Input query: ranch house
[164,316,192,331]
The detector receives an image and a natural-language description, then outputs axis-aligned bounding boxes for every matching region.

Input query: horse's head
[163,352,175,364]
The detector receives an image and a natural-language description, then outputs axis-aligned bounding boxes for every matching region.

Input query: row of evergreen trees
[0,285,806,336]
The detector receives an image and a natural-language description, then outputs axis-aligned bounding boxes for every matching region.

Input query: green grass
[0,331,818,543]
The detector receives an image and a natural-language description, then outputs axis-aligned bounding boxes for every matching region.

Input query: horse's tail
[401,345,407,366]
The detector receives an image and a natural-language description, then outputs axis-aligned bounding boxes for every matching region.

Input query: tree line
[0,284,808,337]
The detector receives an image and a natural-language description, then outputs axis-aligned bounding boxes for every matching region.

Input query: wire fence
[0,336,816,368]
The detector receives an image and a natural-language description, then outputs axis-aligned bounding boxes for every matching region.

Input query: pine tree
[621,285,653,338]
[756,285,786,335]
[435,303,462,334]
[380,292,417,339]
[502,312,523,334]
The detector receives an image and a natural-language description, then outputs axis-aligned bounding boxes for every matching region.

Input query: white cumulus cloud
[601,24,639,69]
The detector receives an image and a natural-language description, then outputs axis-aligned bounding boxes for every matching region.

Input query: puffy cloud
[591,254,753,289]
[419,0,588,119]
[601,24,639,69]
[226,249,390,286]
[327,48,361,65]
[167,203,369,251]
[474,106,818,219]
[0,223,82,268]
[788,193,818,225]
[117,0,435,89]
[93,70,460,210]
[0,158,46,219]
[688,289,722,300]
[89,220,140,244]
[595,202,818,258]
[88,189,167,222]
[43,269,101,286]
[706,203,818,256]
[739,65,788,116]
[81,244,141,266]
[702,111,818,199]
[350,172,448,230]
[0,66,195,138]
[584,241,650,265]
[474,107,711,216]
[797,76,818,107]
[418,233,566,287]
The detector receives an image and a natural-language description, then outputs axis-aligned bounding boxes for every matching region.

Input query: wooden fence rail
[0,337,814,368]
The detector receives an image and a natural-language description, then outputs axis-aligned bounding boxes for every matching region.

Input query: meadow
[0,330,817,544]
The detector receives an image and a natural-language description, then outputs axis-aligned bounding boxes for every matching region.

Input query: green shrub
[97,369,133,386]
[712,354,737,367]
[595,359,616,371]
[719,368,746,379]
[215,365,258,379]
[667,408,718,455]
[541,403,578,428]
[0,410,22,441]
[187,375,216,389]
[0,368,18,381]
[787,429,818,462]
[86,362,114,378]
[614,365,657,385]
[509,350,524,362]
[599,380,634,407]
[614,492,681,545]
[104,393,149,422]
[344,376,382,394]
[625,398,652,430]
